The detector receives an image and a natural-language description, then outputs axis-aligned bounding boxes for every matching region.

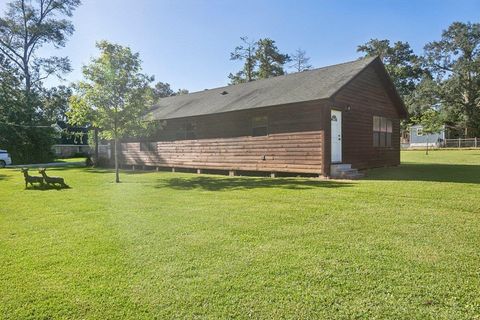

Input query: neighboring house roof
[149,56,407,120]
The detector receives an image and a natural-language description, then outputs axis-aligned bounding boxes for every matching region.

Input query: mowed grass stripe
[0,150,479,319]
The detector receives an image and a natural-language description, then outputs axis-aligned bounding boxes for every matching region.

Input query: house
[120,56,408,178]
[409,124,446,148]
[52,121,90,158]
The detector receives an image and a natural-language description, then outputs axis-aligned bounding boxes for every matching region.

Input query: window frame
[185,122,196,140]
[373,116,393,148]
[175,121,197,140]
[252,116,268,137]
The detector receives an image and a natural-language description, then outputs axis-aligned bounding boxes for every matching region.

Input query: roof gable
[149,56,387,120]
[331,57,409,118]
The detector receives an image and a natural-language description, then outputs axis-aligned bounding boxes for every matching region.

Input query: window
[373,116,380,147]
[416,128,423,136]
[175,121,196,140]
[140,142,157,152]
[185,122,196,139]
[175,127,185,140]
[252,116,268,136]
[373,116,393,148]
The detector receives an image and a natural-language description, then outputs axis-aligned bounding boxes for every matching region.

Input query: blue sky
[2,0,480,92]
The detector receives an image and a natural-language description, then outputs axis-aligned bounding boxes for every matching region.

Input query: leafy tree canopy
[228,36,258,84]
[0,0,81,96]
[151,81,189,102]
[152,81,174,100]
[0,0,80,163]
[423,21,480,136]
[228,37,290,84]
[255,38,290,79]
[68,41,155,182]
[357,39,425,99]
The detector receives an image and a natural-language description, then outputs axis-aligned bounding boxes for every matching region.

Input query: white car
[0,149,12,167]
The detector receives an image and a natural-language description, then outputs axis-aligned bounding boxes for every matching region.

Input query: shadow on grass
[365,163,480,184]
[83,167,156,175]
[0,173,10,181]
[24,184,71,191]
[155,176,352,191]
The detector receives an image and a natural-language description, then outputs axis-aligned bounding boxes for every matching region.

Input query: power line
[0,121,63,132]
[0,121,53,128]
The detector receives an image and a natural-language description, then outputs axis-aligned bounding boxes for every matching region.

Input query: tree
[0,53,23,156]
[357,39,424,104]
[228,36,258,84]
[0,51,57,163]
[151,81,189,104]
[0,0,80,164]
[289,48,312,72]
[0,54,22,124]
[403,75,441,120]
[255,38,290,79]
[152,81,174,100]
[41,85,72,122]
[0,0,81,98]
[228,37,290,83]
[413,108,443,155]
[175,88,189,95]
[68,41,154,183]
[423,22,480,137]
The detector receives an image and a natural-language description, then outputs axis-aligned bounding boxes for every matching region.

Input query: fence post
[458,138,461,148]
[475,137,478,148]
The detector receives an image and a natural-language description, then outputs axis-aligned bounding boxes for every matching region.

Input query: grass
[0,150,479,319]
[54,157,86,163]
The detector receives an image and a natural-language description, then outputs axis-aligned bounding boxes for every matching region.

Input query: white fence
[443,138,479,148]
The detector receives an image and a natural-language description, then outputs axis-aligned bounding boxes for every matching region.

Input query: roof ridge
[157,56,376,102]
[149,56,384,121]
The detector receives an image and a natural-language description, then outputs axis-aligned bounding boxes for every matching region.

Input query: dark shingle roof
[150,56,377,120]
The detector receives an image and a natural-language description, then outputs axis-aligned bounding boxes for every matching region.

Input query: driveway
[7,161,84,169]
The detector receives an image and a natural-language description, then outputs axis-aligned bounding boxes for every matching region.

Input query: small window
[140,142,156,152]
[252,116,268,136]
[175,127,185,140]
[185,122,196,139]
[175,121,196,140]
[373,132,380,147]
[417,128,423,136]
[373,116,381,132]
[373,116,393,148]
[386,119,392,148]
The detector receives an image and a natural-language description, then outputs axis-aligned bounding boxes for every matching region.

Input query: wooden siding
[121,102,326,174]
[332,64,402,170]
[121,131,323,174]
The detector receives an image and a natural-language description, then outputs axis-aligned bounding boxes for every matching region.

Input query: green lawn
[1,150,479,319]
[54,157,87,164]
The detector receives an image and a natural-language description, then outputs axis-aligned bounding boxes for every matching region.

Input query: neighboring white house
[409,124,445,147]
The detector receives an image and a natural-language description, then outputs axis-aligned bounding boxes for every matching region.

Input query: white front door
[331,110,342,163]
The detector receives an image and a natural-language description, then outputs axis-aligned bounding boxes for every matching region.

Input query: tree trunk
[114,138,120,183]
[25,72,31,97]
[426,139,429,155]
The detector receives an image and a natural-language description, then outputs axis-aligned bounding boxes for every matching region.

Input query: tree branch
[0,38,25,62]
[0,44,25,71]
[432,63,453,73]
